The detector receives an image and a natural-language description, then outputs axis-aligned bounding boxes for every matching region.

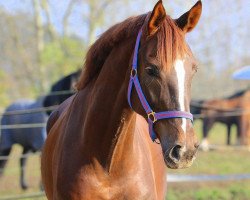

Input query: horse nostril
[194,143,200,149]
[169,145,182,162]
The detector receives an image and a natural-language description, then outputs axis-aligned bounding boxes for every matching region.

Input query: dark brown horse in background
[197,90,249,150]
[41,1,202,199]
[238,91,250,146]
[43,70,81,116]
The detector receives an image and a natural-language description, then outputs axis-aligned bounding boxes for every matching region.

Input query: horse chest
[54,154,158,200]
[71,171,157,200]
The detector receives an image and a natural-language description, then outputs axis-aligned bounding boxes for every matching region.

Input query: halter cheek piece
[127,29,193,142]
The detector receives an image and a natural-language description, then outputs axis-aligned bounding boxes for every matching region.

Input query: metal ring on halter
[148,111,157,123]
[154,139,161,144]
[131,69,137,77]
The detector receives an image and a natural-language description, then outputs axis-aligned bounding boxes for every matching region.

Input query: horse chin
[164,156,196,169]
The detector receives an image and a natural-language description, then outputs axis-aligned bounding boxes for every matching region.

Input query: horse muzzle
[163,143,198,169]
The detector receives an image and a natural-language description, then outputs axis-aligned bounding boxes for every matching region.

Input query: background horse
[41,1,202,199]
[199,90,248,150]
[0,99,47,190]
[43,70,81,116]
[190,99,204,119]
[238,91,250,146]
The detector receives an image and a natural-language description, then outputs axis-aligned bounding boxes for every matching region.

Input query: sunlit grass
[168,120,250,175]
[167,120,250,200]
[194,119,238,145]
[167,181,250,200]
[0,145,44,198]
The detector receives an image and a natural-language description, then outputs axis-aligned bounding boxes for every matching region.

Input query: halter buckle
[148,111,157,123]
[131,69,137,77]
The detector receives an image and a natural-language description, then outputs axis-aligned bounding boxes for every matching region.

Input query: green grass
[167,181,250,200]
[166,148,250,200]
[0,121,250,199]
[168,150,250,175]
[166,120,250,200]
[0,145,45,199]
[194,119,238,145]
[168,120,250,175]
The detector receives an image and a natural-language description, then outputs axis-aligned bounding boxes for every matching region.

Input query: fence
[0,149,43,199]
[1,104,250,130]
[0,99,250,199]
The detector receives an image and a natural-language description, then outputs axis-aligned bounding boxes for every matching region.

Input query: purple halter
[127,29,193,142]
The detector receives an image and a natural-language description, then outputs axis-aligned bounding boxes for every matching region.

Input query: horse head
[129,0,202,169]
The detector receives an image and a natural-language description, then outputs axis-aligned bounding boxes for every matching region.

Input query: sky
[0,0,249,72]
[1,0,250,100]
[0,0,198,38]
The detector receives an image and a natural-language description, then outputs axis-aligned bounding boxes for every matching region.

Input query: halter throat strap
[127,29,193,142]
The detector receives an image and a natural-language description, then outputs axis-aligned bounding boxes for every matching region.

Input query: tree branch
[41,0,57,41]
[62,0,77,36]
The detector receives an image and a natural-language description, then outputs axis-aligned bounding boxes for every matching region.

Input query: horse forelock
[156,16,190,72]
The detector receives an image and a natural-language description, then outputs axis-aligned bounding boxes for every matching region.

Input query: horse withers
[41,1,202,199]
[43,70,81,116]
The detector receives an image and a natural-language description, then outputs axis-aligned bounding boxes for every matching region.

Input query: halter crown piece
[127,29,194,142]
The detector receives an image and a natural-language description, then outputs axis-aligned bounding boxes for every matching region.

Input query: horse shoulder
[135,115,167,199]
[42,95,76,199]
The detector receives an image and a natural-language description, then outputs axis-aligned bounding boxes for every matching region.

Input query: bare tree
[33,0,47,92]
[41,0,57,40]
[62,0,77,37]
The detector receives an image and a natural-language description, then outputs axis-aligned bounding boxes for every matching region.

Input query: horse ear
[175,0,202,33]
[148,0,166,35]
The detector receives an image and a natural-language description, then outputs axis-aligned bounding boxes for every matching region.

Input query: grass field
[0,120,249,199]
[167,148,250,200]
[167,120,250,200]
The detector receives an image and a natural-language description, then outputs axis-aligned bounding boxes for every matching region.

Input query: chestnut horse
[239,91,250,146]
[41,1,202,199]
[200,89,250,150]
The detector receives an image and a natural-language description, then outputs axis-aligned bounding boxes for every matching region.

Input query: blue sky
[1,0,249,72]
[0,0,198,38]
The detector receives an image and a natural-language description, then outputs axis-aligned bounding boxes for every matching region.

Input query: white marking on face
[174,59,187,136]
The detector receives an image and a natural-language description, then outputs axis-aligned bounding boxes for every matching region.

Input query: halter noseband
[127,29,193,142]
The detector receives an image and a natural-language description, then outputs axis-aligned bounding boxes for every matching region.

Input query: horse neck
[82,37,137,168]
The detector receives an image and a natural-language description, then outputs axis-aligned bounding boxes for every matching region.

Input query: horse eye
[146,66,159,77]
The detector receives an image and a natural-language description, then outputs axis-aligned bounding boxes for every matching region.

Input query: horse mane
[227,89,248,99]
[76,13,189,90]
